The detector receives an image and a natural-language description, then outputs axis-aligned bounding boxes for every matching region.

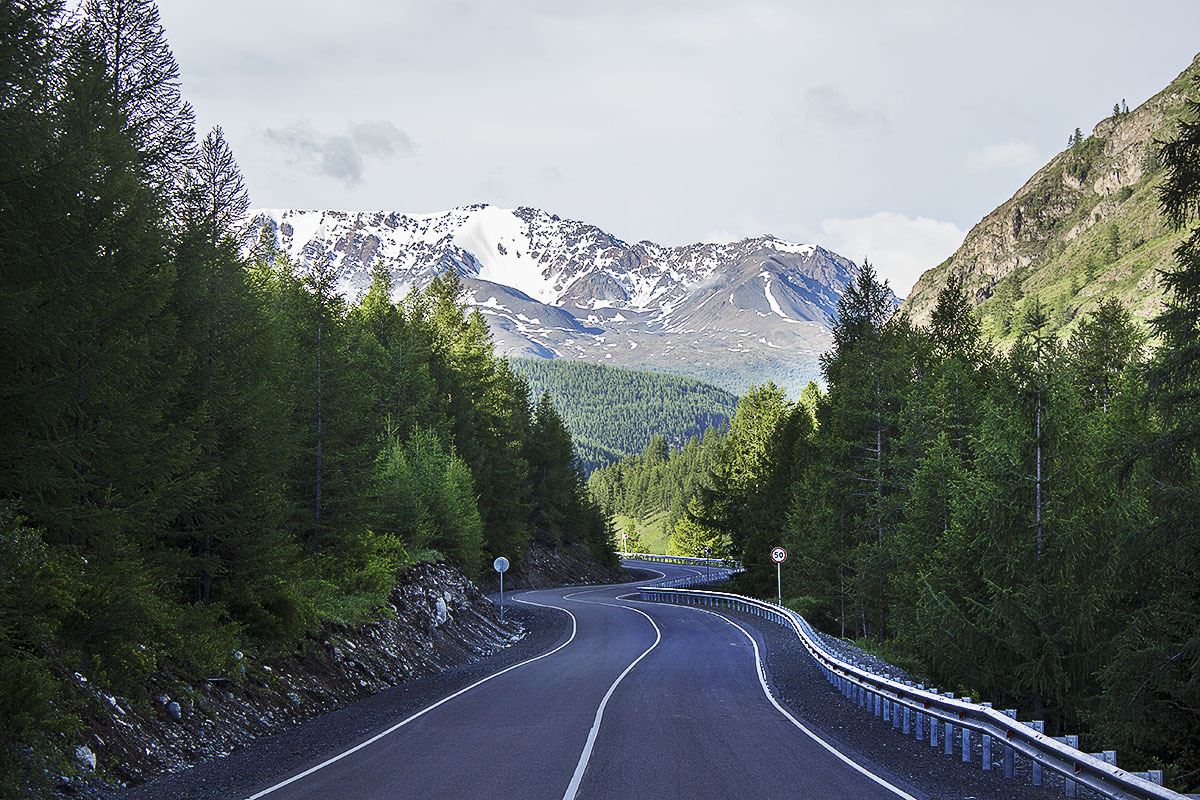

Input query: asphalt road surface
[241,561,921,800]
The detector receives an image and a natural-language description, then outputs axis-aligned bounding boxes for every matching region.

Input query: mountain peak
[245,205,860,396]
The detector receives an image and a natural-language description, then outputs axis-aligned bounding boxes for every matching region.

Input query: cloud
[539,165,564,185]
[802,85,889,132]
[263,119,413,186]
[478,167,513,205]
[965,140,1039,172]
[819,212,966,296]
[774,84,889,151]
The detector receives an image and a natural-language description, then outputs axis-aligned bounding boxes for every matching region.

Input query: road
[241,561,920,800]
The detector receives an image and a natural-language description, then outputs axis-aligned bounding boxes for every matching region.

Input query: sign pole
[493,556,510,623]
[770,546,787,607]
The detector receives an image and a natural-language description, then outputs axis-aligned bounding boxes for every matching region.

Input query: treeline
[682,93,1200,784]
[508,358,737,472]
[0,2,611,792]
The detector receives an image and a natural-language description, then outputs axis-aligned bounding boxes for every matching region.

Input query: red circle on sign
[771,547,787,563]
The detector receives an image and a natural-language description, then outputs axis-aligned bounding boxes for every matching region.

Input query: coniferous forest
[0,2,612,791]
[660,88,1200,787]
[508,359,738,474]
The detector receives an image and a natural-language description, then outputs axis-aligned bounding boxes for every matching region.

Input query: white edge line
[244,598,579,800]
[560,600,662,800]
[690,606,920,800]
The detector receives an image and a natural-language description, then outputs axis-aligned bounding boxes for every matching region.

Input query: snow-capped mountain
[246,204,873,396]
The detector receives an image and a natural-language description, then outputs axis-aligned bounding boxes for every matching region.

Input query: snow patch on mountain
[244,204,884,396]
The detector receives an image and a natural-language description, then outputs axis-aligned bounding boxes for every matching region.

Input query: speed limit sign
[771,547,787,563]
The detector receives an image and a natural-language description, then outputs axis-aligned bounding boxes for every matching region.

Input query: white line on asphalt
[243,597,579,800]
[558,594,663,800]
[689,606,919,800]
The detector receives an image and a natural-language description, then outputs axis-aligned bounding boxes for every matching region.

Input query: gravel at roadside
[115,602,569,800]
[723,607,1093,800]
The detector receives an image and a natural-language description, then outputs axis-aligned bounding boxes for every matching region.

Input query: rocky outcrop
[482,540,626,592]
[64,561,522,793]
[902,53,1199,333]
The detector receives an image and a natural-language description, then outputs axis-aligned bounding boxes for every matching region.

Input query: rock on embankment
[66,561,521,793]
[481,540,626,592]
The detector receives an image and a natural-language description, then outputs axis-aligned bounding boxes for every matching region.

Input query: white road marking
[243,596,579,800]
[558,595,663,800]
[244,561,688,799]
[684,605,920,800]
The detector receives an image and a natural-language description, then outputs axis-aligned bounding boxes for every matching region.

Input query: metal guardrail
[621,554,744,588]
[620,552,744,571]
[638,586,1187,800]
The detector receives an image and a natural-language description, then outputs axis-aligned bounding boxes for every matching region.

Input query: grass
[613,510,672,554]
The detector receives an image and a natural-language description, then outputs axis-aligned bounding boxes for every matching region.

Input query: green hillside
[508,359,738,473]
[903,53,1199,344]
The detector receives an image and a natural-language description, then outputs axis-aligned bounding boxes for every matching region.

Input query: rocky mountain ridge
[902,53,1200,341]
[245,205,878,396]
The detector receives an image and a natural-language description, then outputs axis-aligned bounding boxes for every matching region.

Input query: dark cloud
[264,119,414,186]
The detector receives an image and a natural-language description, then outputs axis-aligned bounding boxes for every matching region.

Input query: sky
[156,1,1199,296]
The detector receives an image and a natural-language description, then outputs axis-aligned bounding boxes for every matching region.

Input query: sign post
[621,531,627,557]
[705,546,711,581]
[770,547,787,606]
[493,556,510,622]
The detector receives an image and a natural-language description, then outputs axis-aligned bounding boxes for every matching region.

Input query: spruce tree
[1102,82,1200,778]
[83,0,195,202]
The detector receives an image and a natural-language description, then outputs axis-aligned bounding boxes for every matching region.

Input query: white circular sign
[493,556,510,573]
[770,547,787,564]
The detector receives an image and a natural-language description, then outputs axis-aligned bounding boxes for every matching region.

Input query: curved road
[242,561,919,800]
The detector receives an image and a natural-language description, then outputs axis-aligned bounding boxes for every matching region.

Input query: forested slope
[0,4,612,794]
[680,89,1200,790]
[508,359,738,472]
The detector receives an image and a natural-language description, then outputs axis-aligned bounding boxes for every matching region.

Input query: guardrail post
[1053,735,1079,796]
[883,696,891,723]
[903,704,911,735]
[1090,750,1116,767]
[928,691,938,747]
[874,693,882,718]
[913,685,924,740]
[893,698,902,730]
[961,698,972,762]
[1003,709,1016,778]
[980,702,992,771]
[1027,721,1045,784]
[944,692,955,756]
[1132,770,1164,786]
